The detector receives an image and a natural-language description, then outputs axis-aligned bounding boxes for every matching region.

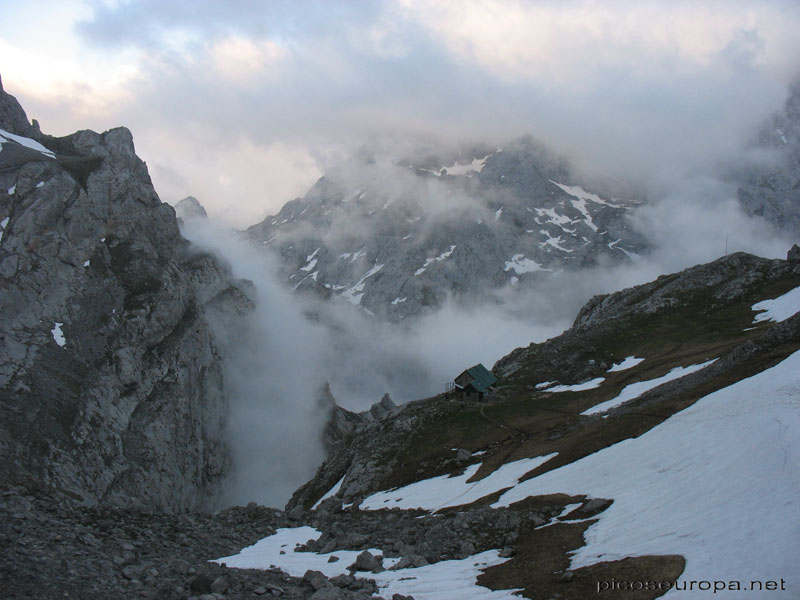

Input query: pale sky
[2,0,799,227]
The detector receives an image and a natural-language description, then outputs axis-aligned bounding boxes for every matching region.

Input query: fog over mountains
[178,82,800,410]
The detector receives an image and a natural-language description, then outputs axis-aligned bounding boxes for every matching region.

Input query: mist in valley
[180,112,796,507]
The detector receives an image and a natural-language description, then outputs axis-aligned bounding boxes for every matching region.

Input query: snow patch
[7,184,15,195]
[607,356,645,372]
[504,254,550,275]
[583,360,717,415]
[300,248,320,272]
[0,127,56,158]
[549,180,620,207]
[391,297,407,305]
[752,285,800,323]
[214,526,520,600]
[360,454,557,511]
[341,263,383,305]
[535,206,574,227]
[568,197,598,232]
[443,154,492,176]
[415,245,456,276]
[546,377,605,393]
[311,476,345,510]
[608,238,637,259]
[539,230,573,253]
[494,207,503,221]
[51,322,66,347]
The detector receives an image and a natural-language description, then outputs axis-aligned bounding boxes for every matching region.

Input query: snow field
[214,526,522,599]
[494,350,800,597]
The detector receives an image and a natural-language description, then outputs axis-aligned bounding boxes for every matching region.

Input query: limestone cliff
[0,77,252,511]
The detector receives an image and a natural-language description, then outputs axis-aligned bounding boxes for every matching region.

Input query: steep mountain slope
[245,138,644,321]
[0,78,252,511]
[293,250,800,506]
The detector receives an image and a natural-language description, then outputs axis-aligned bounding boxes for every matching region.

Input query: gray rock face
[570,252,791,331]
[737,83,800,234]
[0,81,252,511]
[321,385,400,453]
[245,138,645,321]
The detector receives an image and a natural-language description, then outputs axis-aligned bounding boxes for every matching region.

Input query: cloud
[4,0,796,224]
[178,215,567,506]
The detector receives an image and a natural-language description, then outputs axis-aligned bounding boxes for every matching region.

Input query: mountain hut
[451,363,498,401]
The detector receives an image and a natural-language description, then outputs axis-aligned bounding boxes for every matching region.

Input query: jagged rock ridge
[245,138,645,321]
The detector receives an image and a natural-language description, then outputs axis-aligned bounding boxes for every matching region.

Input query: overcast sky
[3,0,800,227]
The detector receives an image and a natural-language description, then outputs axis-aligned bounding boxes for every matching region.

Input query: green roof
[464,364,498,394]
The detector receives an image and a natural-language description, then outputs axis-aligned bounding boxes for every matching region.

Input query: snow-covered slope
[493,349,800,596]
[223,348,798,597]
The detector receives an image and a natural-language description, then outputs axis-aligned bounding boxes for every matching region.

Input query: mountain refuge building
[450,363,498,401]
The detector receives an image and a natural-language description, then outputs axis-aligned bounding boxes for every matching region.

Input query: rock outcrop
[0,78,252,511]
[174,195,208,222]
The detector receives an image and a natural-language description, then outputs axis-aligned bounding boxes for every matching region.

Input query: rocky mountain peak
[175,195,209,221]
[246,138,645,321]
[1,81,252,512]
[0,75,38,137]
